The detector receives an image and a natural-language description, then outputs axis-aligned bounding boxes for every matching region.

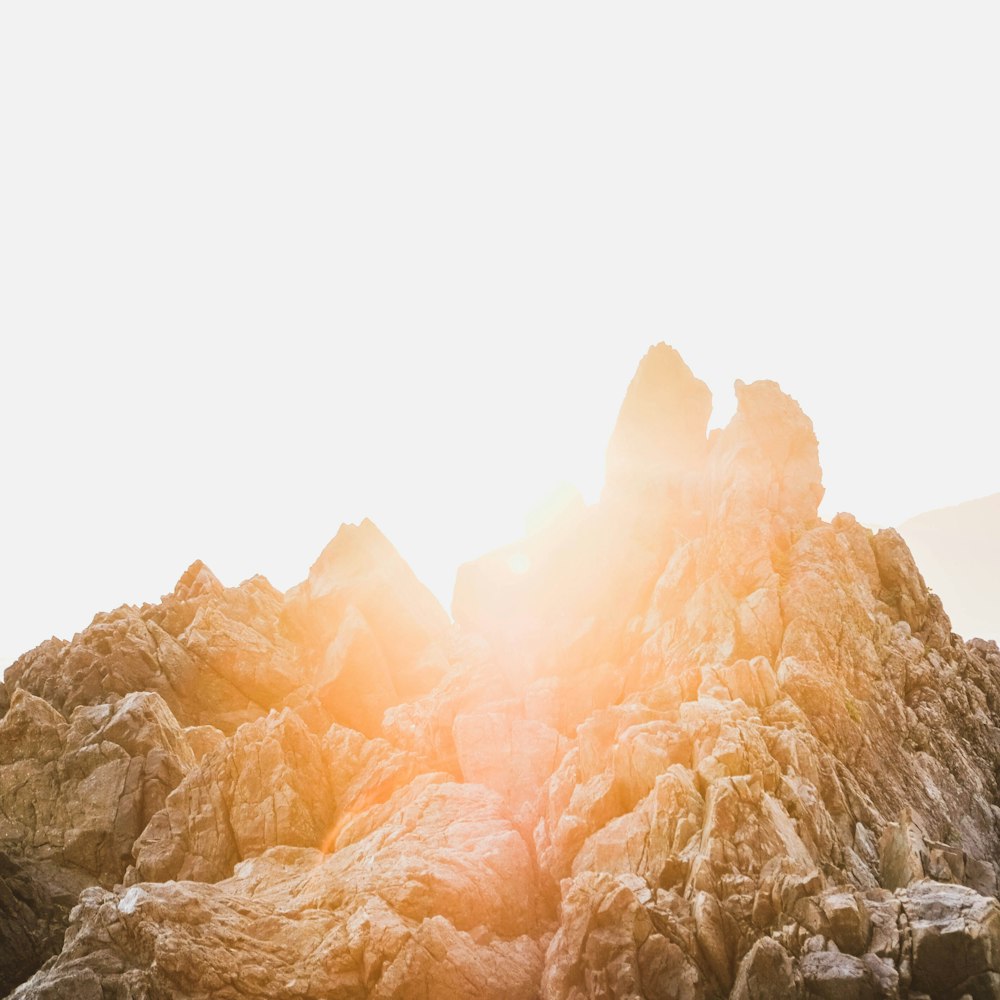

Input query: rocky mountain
[900,494,1000,646]
[3,343,1000,999]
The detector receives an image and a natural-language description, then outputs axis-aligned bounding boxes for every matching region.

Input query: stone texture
[0,689,192,884]
[0,854,90,997]
[129,707,336,884]
[903,881,1000,999]
[281,518,450,735]
[4,568,303,734]
[6,344,1000,998]
[10,780,542,1000]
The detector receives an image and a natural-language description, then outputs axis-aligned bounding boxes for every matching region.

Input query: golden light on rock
[2,345,999,999]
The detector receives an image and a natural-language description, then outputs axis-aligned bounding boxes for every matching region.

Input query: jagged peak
[304,519,411,594]
[298,519,448,630]
[170,560,223,602]
[604,342,712,499]
[732,378,820,458]
[8,343,1000,1000]
[709,377,825,520]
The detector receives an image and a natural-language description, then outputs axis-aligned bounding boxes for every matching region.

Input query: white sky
[2,4,998,668]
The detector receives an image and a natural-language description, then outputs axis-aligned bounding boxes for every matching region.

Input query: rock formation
[3,342,1000,999]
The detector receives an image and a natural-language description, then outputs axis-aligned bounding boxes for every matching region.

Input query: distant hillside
[901,492,1000,642]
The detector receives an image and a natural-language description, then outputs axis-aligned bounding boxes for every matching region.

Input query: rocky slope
[3,343,1000,999]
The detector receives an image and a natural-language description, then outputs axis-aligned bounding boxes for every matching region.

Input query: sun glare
[506,552,531,575]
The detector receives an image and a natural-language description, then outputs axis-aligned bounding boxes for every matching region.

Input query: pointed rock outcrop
[7,344,1000,1000]
[282,518,450,734]
[169,560,224,602]
[604,342,712,505]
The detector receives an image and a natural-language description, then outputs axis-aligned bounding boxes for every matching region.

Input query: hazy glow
[1,4,998,666]
[507,554,532,576]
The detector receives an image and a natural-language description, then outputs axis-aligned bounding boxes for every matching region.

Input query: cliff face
[3,343,1000,1000]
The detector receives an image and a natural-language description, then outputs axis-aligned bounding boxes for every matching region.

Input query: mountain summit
[2,347,999,999]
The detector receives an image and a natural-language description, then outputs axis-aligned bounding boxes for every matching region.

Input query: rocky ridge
[2,343,1000,999]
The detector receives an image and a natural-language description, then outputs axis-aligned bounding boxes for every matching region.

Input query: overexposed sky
[2,4,998,668]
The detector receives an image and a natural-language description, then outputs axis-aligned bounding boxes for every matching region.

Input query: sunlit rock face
[5,343,1000,998]
[283,518,451,736]
[604,342,713,504]
[452,344,712,685]
[4,565,304,734]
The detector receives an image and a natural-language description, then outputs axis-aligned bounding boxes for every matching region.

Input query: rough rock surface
[4,342,1000,998]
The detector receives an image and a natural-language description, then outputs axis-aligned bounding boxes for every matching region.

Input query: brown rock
[130,708,334,883]
[800,951,878,1000]
[731,937,804,1000]
[8,345,1000,1000]
[903,881,1000,1000]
